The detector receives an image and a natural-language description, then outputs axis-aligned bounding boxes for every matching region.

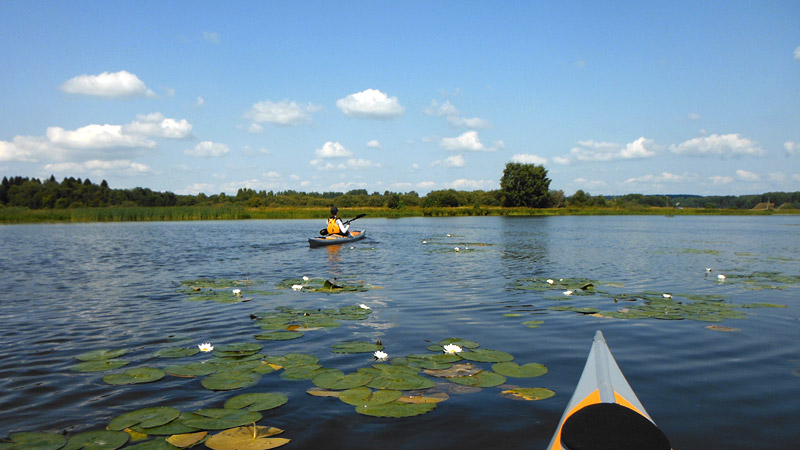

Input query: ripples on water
[1,216,799,448]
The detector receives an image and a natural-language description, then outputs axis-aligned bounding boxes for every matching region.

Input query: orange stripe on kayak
[549,389,601,450]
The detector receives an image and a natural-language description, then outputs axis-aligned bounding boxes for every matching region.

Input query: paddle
[319,213,367,236]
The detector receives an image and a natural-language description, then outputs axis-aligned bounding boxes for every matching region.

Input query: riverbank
[1,205,797,223]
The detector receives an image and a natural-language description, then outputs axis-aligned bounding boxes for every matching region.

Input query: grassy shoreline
[1,205,797,224]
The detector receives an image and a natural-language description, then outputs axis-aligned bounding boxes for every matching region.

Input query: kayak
[308,230,366,248]
[547,330,671,450]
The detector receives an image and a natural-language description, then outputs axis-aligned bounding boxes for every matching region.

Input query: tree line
[2,166,799,211]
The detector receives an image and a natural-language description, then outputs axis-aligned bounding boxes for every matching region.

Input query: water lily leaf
[224,393,289,412]
[254,331,303,341]
[406,353,461,369]
[522,320,544,328]
[423,363,481,378]
[62,430,129,450]
[70,359,129,372]
[448,371,506,388]
[457,349,514,363]
[355,401,437,418]
[164,362,218,377]
[306,388,341,398]
[2,432,66,450]
[280,365,331,381]
[339,387,402,406]
[132,413,200,436]
[205,426,289,450]
[155,347,199,358]
[500,387,555,401]
[262,353,317,369]
[165,431,207,448]
[213,343,263,357]
[109,407,182,431]
[706,325,742,332]
[331,341,383,354]
[180,409,262,430]
[251,363,276,375]
[311,370,372,390]
[492,362,548,378]
[366,372,434,390]
[103,367,166,385]
[75,348,130,361]
[397,392,450,404]
[213,360,262,373]
[201,371,260,391]
[121,438,179,449]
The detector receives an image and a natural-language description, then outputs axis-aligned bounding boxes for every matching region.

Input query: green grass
[0,205,797,224]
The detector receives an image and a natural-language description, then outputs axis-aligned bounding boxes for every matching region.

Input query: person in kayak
[327,206,350,236]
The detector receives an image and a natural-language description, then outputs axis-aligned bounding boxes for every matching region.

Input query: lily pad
[1,432,66,450]
[262,353,318,369]
[165,431,207,448]
[202,371,260,391]
[71,359,129,372]
[331,341,384,354]
[339,387,402,406]
[213,343,263,357]
[437,338,480,349]
[164,362,218,377]
[155,347,199,358]
[62,430,129,450]
[180,409,262,430]
[279,365,329,381]
[75,348,130,361]
[492,362,548,378]
[522,320,544,328]
[118,438,178,449]
[355,401,437,418]
[447,371,507,387]
[311,370,372,390]
[458,349,514,363]
[500,387,556,401]
[366,371,434,390]
[397,392,450,404]
[423,363,482,378]
[223,393,289,412]
[103,367,166,385]
[205,426,289,450]
[109,407,182,431]
[254,331,303,341]
[132,413,201,436]
[306,388,342,398]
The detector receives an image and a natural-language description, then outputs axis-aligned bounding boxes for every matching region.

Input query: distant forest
[2,175,799,210]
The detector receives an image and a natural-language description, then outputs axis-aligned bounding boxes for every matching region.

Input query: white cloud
[264,171,281,178]
[0,136,48,162]
[785,141,799,156]
[247,123,264,134]
[336,89,404,118]
[795,46,800,60]
[346,158,381,169]
[202,31,220,43]
[769,172,786,182]
[178,183,217,195]
[60,70,156,98]
[553,156,571,165]
[426,100,490,128]
[315,141,352,158]
[449,179,495,190]
[244,100,318,126]
[735,169,759,182]
[440,130,495,152]
[446,116,491,128]
[442,154,466,167]
[47,124,156,149]
[125,113,192,139]
[310,157,380,171]
[687,113,701,121]
[624,172,688,184]
[367,140,382,149]
[511,153,547,165]
[669,133,763,156]
[417,181,436,190]
[574,178,608,189]
[329,181,368,191]
[184,141,230,157]
[44,159,151,175]
[425,100,459,116]
[570,137,656,161]
[709,175,733,185]
[196,96,205,107]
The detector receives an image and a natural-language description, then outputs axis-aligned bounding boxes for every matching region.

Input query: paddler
[327,206,350,236]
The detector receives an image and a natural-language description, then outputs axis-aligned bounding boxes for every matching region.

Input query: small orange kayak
[308,229,366,248]
[547,330,671,450]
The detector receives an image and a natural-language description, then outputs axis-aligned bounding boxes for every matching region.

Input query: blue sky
[1,1,799,196]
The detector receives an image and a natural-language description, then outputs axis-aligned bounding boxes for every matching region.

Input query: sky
[1,1,799,197]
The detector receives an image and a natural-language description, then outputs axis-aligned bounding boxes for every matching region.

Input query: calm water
[1,216,799,449]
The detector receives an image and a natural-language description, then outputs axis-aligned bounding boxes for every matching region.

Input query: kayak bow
[308,229,366,248]
[547,330,671,450]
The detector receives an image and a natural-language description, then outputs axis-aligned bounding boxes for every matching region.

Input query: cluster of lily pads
[177,278,278,304]
[421,233,493,253]
[275,276,380,293]
[252,305,373,341]
[512,276,787,323]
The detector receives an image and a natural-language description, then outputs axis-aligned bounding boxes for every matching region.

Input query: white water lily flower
[374,350,388,361]
[303,276,309,281]
[663,293,672,298]
[706,268,712,273]
[563,290,573,296]
[198,343,214,352]
[443,343,462,354]
[359,304,371,310]
[718,274,726,280]
[546,279,554,285]
[291,284,303,291]
[232,289,241,296]
[422,240,427,244]
[454,247,460,252]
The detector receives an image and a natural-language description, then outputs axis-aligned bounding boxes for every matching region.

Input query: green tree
[499,162,551,207]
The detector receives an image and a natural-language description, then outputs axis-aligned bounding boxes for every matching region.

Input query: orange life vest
[327,217,340,234]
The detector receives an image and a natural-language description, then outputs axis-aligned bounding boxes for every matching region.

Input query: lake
[1,216,799,449]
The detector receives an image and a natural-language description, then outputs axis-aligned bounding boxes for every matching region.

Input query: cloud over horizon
[60,70,156,98]
[337,89,404,119]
